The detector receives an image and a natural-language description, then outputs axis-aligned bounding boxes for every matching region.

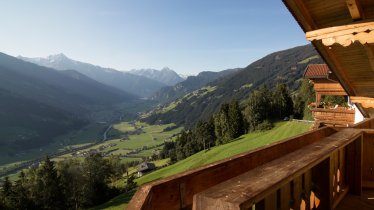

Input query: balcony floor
[335,190,374,210]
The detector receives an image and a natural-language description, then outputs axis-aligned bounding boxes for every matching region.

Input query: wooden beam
[283,0,318,31]
[346,0,365,20]
[350,96,374,108]
[312,43,356,96]
[365,44,374,72]
[307,21,374,47]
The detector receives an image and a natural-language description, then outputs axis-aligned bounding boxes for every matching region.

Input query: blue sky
[0,0,308,75]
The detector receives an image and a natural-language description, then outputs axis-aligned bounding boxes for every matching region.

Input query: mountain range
[18,54,183,97]
[129,67,184,86]
[143,44,324,127]
[1,44,323,156]
[0,52,136,154]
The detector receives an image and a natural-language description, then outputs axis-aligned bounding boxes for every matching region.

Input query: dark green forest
[0,155,135,210]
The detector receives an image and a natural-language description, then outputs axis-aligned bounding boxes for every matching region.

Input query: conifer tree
[1,176,14,209]
[293,79,315,120]
[214,103,231,144]
[228,100,245,139]
[244,86,271,131]
[273,83,293,119]
[12,171,35,210]
[35,156,65,210]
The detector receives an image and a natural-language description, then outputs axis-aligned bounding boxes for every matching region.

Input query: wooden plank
[293,0,318,30]
[332,186,349,209]
[340,148,346,187]
[283,0,318,31]
[330,152,337,203]
[304,171,312,210]
[364,44,374,73]
[280,184,291,210]
[350,96,374,108]
[193,129,362,210]
[312,158,331,210]
[346,0,365,20]
[293,176,302,210]
[307,21,374,41]
[264,192,277,210]
[363,133,374,182]
[180,182,187,208]
[352,118,374,128]
[335,190,374,210]
[345,136,363,195]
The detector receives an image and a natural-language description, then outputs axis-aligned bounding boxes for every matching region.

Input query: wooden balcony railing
[127,118,374,210]
[194,128,362,210]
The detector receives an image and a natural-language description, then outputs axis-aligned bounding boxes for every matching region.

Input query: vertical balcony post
[345,136,363,195]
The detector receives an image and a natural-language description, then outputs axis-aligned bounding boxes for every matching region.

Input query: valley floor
[0,120,181,185]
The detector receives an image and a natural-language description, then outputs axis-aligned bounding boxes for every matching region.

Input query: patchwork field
[0,120,182,182]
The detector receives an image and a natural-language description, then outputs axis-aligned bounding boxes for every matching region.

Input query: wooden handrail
[193,129,362,210]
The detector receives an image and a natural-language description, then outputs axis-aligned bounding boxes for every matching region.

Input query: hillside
[150,68,240,104]
[0,89,85,153]
[0,52,136,155]
[94,121,312,210]
[18,54,166,97]
[129,67,184,86]
[144,45,323,127]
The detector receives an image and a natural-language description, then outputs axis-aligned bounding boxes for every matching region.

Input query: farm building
[137,162,156,177]
[304,64,365,128]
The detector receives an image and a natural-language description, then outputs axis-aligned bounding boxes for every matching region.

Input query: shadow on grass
[90,189,136,210]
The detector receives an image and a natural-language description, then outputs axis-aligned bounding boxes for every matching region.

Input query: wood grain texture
[346,0,365,20]
[335,190,374,210]
[193,129,362,210]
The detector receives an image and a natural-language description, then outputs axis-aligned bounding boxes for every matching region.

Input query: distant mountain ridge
[129,67,184,86]
[150,68,241,104]
[0,52,136,154]
[144,44,324,127]
[18,54,166,97]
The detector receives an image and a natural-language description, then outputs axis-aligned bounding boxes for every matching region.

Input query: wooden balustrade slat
[280,184,291,210]
[294,176,302,210]
[264,192,277,210]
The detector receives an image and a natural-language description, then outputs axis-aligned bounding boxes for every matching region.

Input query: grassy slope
[93,121,311,210]
[137,121,310,185]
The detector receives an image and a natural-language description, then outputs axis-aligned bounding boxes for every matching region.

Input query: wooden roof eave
[306,21,374,47]
[282,0,357,96]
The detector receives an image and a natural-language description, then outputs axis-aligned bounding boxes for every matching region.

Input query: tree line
[0,154,136,210]
[160,82,314,162]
